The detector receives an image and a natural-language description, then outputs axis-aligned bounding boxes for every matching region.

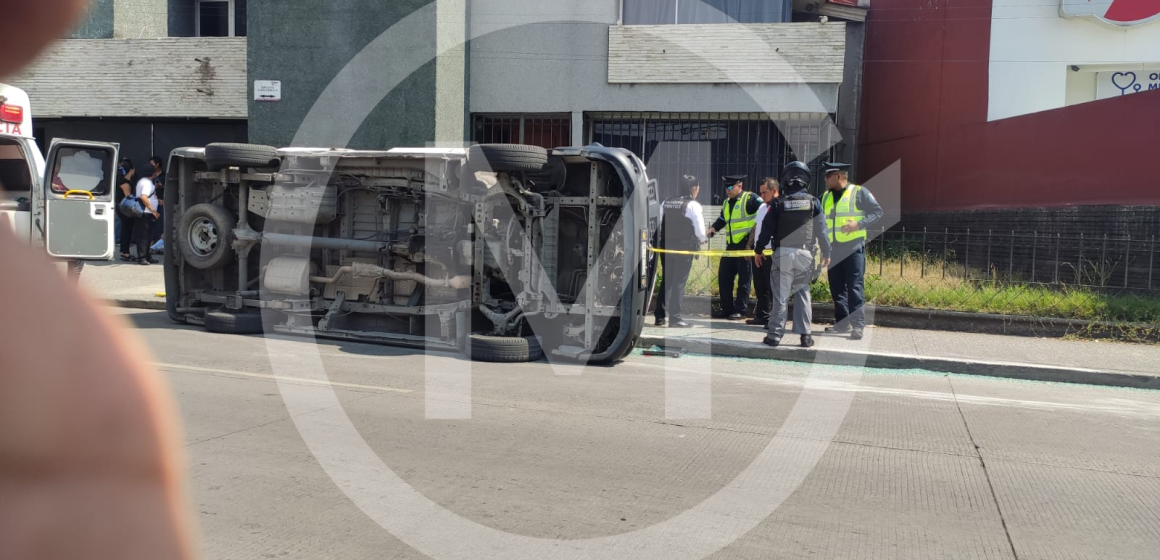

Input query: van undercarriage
[165,143,659,363]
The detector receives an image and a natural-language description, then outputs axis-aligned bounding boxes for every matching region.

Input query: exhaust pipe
[309,262,471,290]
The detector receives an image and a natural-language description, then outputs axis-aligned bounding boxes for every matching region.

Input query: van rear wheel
[204,309,265,335]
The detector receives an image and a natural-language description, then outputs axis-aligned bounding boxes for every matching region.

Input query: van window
[0,138,32,193]
[48,147,111,196]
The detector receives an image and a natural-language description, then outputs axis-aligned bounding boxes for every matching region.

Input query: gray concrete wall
[435,0,468,145]
[835,22,865,178]
[114,0,169,38]
[70,0,116,39]
[468,0,839,121]
[247,0,451,149]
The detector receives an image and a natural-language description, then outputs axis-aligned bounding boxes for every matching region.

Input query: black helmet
[780,161,812,194]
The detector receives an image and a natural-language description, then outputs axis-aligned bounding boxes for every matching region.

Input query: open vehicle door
[42,139,118,259]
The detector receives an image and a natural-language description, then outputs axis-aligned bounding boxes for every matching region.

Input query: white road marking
[155,362,414,394]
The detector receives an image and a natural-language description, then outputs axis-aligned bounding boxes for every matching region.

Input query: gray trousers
[766,247,813,339]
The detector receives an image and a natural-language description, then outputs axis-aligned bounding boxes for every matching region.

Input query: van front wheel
[466,334,544,363]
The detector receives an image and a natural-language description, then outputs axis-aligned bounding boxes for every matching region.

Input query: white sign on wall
[254,80,282,102]
[989,0,1160,121]
[1060,0,1160,27]
[1096,70,1160,100]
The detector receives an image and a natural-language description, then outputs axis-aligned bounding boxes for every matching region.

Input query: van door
[42,139,119,259]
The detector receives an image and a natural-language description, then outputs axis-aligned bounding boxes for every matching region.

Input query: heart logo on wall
[1111,71,1138,94]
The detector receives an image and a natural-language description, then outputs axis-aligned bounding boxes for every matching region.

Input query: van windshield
[0,138,32,194]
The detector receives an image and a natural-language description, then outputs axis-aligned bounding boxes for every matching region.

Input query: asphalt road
[115,309,1160,560]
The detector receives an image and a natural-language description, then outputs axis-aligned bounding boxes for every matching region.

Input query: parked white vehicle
[0,83,119,260]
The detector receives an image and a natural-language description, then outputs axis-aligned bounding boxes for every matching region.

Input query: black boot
[800,335,815,348]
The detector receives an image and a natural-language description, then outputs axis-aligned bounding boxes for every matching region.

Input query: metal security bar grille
[672,229,1160,334]
[585,112,837,204]
[471,113,571,150]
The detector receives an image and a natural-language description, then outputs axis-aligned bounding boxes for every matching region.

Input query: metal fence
[471,113,572,150]
[585,112,838,203]
[674,227,1160,325]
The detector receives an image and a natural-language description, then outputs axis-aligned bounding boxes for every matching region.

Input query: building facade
[247,0,867,204]
[10,0,248,169]
[859,0,1160,237]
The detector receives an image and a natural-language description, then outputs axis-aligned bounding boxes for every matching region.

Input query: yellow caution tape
[648,247,770,257]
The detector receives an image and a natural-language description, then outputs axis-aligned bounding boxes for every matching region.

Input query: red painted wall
[859,0,1160,211]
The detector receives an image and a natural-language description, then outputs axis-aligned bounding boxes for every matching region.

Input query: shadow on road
[119,310,195,331]
[118,309,619,367]
[117,309,465,362]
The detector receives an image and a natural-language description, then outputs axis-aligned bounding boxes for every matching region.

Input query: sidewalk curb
[104,299,168,311]
[636,335,1160,390]
[672,297,1159,342]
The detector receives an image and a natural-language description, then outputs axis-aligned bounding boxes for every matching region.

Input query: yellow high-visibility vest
[723,191,757,245]
[822,185,868,244]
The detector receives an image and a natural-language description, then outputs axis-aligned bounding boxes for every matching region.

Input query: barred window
[622,0,789,25]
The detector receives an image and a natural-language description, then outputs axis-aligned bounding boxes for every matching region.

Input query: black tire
[468,144,548,173]
[204,309,265,335]
[525,157,567,190]
[177,203,237,271]
[204,143,280,171]
[162,176,187,324]
[467,334,544,363]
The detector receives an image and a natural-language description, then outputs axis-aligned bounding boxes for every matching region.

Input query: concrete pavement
[79,260,1160,388]
[79,258,167,309]
[113,308,1160,559]
[640,317,1160,389]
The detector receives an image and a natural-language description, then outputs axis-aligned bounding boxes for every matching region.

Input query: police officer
[747,177,780,326]
[709,175,761,320]
[654,175,708,328]
[753,162,831,348]
[820,162,884,340]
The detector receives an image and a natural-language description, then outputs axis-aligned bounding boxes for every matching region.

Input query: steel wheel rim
[188,217,219,257]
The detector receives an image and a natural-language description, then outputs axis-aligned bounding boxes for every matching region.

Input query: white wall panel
[608,23,846,84]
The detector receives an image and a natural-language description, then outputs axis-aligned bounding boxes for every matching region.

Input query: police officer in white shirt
[654,175,708,328]
[746,178,780,325]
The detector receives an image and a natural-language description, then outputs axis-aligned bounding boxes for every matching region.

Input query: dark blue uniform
[824,186,884,333]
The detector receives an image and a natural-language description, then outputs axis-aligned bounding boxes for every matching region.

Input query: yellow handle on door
[63,190,95,200]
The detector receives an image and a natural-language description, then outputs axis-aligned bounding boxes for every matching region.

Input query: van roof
[0,84,33,138]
